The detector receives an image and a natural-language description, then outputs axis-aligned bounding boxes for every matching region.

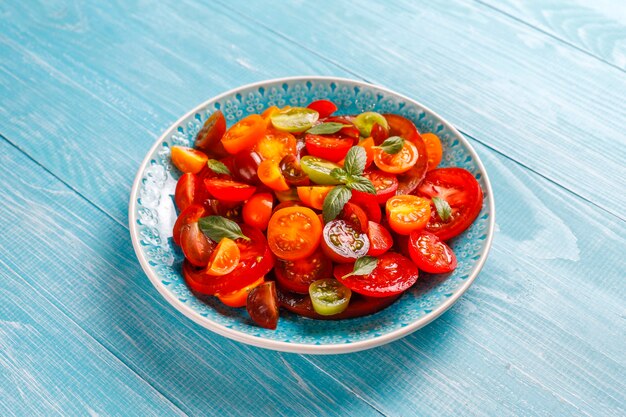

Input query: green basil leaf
[330,168,349,183]
[306,122,349,135]
[432,196,452,223]
[342,146,367,176]
[322,185,352,223]
[206,159,231,176]
[376,136,405,154]
[198,216,249,242]
[342,256,378,279]
[345,175,377,195]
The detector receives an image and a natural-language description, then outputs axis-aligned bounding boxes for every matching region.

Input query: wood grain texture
[0,138,381,417]
[476,0,626,70]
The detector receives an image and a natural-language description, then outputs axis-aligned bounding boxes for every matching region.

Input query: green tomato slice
[353,111,389,137]
[270,107,319,133]
[300,156,343,185]
[309,279,352,316]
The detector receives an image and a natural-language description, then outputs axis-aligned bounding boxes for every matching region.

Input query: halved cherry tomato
[321,219,370,263]
[307,100,338,118]
[267,206,322,260]
[333,252,419,297]
[373,140,419,174]
[309,279,352,316]
[322,116,360,141]
[247,281,279,329]
[242,193,273,230]
[255,131,297,161]
[175,173,197,212]
[232,150,263,184]
[217,276,265,308]
[204,178,256,202]
[415,167,483,241]
[358,137,375,169]
[354,112,388,137]
[350,170,398,205]
[371,123,389,145]
[366,221,393,256]
[338,202,368,232]
[296,186,334,210]
[205,237,240,276]
[305,134,352,162]
[257,159,290,191]
[274,188,300,204]
[171,146,208,174]
[180,222,215,267]
[408,231,457,273]
[270,107,319,133]
[279,155,309,186]
[383,114,422,143]
[386,195,431,235]
[204,199,242,222]
[183,225,273,295]
[172,204,206,245]
[221,114,266,154]
[272,200,303,213]
[261,106,280,125]
[195,110,228,158]
[422,133,443,171]
[274,248,332,294]
[350,197,382,224]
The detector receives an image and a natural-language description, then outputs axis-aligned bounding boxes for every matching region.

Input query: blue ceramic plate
[129,77,495,354]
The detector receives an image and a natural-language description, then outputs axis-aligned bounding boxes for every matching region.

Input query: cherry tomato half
[279,155,309,186]
[242,193,274,230]
[373,140,419,174]
[171,146,208,174]
[297,185,334,210]
[257,159,290,191]
[422,133,443,171]
[247,281,279,329]
[172,204,206,246]
[267,206,322,260]
[204,178,256,202]
[338,202,368,232]
[386,195,431,235]
[370,123,390,145]
[305,134,353,162]
[205,237,240,276]
[275,248,332,294]
[232,150,263,184]
[195,110,228,158]
[321,219,370,263]
[217,276,265,308]
[180,222,215,267]
[255,131,297,161]
[350,170,398,205]
[175,173,199,212]
[221,114,266,154]
[333,252,419,297]
[415,167,483,241]
[350,197,382,224]
[408,231,457,274]
[307,100,338,118]
[366,221,393,256]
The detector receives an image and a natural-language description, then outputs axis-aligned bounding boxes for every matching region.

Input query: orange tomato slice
[217,276,265,308]
[221,114,266,154]
[267,206,322,260]
[385,195,431,235]
[422,133,443,171]
[205,238,241,276]
[257,159,290,191]
[171,146,208,174]
[373,140,418,174]
[296,186,334,210]
[255,131,297,161]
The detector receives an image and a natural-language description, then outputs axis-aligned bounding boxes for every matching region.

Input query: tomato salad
[170,100,483,329]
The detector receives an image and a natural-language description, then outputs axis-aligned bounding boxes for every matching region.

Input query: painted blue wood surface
[0,0,625,416]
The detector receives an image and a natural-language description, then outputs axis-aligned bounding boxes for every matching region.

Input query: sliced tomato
[257,159,290,191]
[370,122,390,145]
[267,206,322,260]
[350,170,398,205]
[373,140,419,174]
[366,221,393,256]
[338,202,368,232]
[255,131,297,161]
[354,137,375,169]
[322,116,360,142]
[275,248,332,294]
[408,231,457,274]
[247,281,279,329]
[242,193,274,230]
[204,178,256,202]
[183,225,274,295]
[205,237,240,276]
[305,134,352,162]
[172,204,206,246]
[384,114,422,143]
[321,219,370,263]
[384,114,429,194]
[232,150,263,184]
[221,114,266,154]
[175,173,198,212]
[415,168,483,241]
[272,200,303,213]
[204,199,242,222]
[261,106,281,124]
[333,252,418,297]
[422,133,443,171]
[171,146,208,174]
[180,222,215,267]
[279,155,309,186]
[350,197,382,224]
[386,195,431,235]
[296,185,333,210]
[195,110,228,158]
[307,100,338,118]
[217,276,265,308]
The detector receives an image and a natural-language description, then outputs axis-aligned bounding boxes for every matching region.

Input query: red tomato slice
[350,170,398,205]
[172,204,206,246]
[415,167,483,241]
[338,202,368,232]
[384,114,429,194]
[204,178,256,202]
[175,173,197,212]
[183,225,274,295]
[307,100,338,118]
[195,110,228,158]
[408,231,457,274]
[274,248,332,294]
[333,252,419,297]
[366,221,393,256]
[304,134,352,162]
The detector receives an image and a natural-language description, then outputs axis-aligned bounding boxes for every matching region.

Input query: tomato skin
[307,100,338,118]
[351,170,398,205]
[175,173,197,212]
[180,222,215,267]
[171,146,208,174]
[373,140,419,174]
[305,134,352,162]
[257,159,290,191]
[232,150,263,184]
[366,221,393,256]
[242,193,273,231]
[370,123,389,145]
[386,195,431,235]
[195,110,228,158]
[221,114,266,154]
[333,252,419,297]
[296,186,333,210]
[321,219,370,263]
[408,231,457,274]
[217,276,264,308]
[338,202,368,232]
[415,168,483,241]
[274,248,332,294]
[267,207,322,261]
[204,178,256,202]
[172,204,206,246]
[279,155,309,186]
[247,281,279,329]
[422,133,443,171]
[350,197,382,224]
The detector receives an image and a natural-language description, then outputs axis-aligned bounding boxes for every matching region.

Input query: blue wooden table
[1,1,624,415]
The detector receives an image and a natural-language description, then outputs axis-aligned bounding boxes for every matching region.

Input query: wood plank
[0,139,381,416]
[0,264,185,417]
[476,0,626,70]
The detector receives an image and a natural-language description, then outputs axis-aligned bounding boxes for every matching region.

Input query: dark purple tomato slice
[321,219,370,263]
[247,281,279,329]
